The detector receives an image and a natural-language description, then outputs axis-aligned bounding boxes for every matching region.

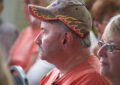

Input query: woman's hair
[103,14,120,38]
[0,54,13,85]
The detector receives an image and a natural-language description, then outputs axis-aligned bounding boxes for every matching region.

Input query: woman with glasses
[97,14,120,85]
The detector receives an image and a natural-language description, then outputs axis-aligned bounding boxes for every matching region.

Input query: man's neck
[54,50,90,75]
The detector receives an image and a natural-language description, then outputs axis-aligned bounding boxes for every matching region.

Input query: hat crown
[29,0,92,38]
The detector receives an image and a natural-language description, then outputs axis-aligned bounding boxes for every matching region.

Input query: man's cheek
[42,34,49,43]
[42,35,51,48]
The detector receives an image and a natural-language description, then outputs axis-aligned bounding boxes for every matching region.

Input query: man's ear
[61,32,73,46]
[0,6,3,14]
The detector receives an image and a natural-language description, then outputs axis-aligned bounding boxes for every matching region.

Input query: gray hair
[46,20,91,48]
[103,14,120,38]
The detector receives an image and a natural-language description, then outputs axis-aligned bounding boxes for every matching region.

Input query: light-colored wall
[2,0,28,31]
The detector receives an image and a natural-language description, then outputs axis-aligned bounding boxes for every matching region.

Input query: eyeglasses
[98,41,120,52]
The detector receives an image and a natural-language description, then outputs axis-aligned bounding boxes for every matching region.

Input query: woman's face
[97,31,120,80]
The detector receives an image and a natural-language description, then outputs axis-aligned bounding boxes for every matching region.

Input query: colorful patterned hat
[28,0,92,38]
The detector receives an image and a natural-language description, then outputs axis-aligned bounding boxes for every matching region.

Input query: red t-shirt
[9,26,40,69]
[39,56,111,85]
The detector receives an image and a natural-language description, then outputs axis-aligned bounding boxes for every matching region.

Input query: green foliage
[85,0,90,2]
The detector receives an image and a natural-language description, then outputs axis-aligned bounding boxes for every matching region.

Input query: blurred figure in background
[92,0,120,40]
[7,0,54,85]
[91,0,120,57]
[7,0,40,72]
[0,52,13,85]
[86,0,118,10]
[85,0,96,10]
[0,0,19,62]
[97,15,120,85]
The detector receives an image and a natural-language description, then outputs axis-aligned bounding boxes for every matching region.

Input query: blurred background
[2,0,120,32]
[1,0,28,31]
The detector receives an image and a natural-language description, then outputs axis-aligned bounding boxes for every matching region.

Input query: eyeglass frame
[98,40,120,53]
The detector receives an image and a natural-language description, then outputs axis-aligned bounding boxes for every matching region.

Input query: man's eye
[41,28,44,30]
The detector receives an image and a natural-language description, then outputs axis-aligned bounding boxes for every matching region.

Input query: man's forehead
[41,22,50,29]
[41,21,62,30]
[41,21,53,27]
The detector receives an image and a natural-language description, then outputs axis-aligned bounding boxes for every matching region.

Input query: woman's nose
[97,45,107,58]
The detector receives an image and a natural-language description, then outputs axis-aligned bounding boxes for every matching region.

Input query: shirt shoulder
[39,68,60,85]
[75,72,111,85]
[59,71,111,85]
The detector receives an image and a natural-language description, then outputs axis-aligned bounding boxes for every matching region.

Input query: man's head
[29,0,92,38]
[29,0,92,61]
[92,0,120,39]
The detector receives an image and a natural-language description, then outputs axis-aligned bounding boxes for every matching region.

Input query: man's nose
[97,45,107,58]
[34,33,41,45]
